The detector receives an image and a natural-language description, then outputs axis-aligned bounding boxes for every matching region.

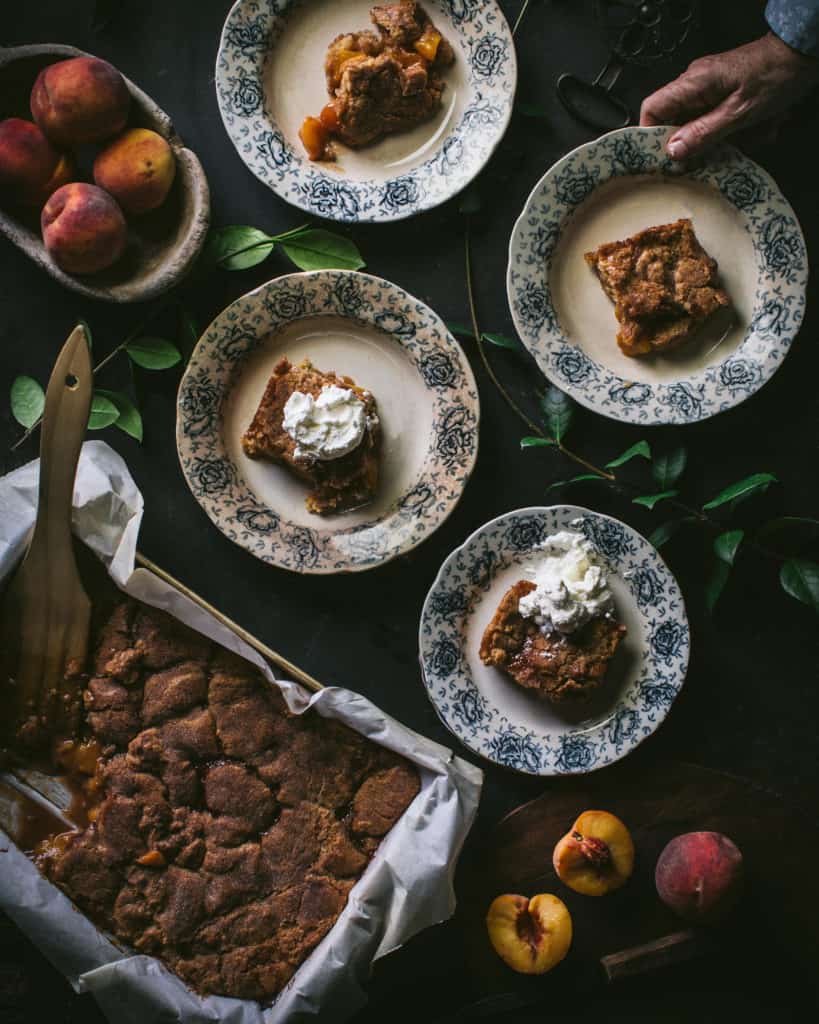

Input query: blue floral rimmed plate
[177,270,479,573]
[507,126,808,424]
[419,506,690,775]
[215,0,516,222]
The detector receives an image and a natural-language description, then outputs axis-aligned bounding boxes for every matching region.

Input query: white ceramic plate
[507,126,808,424]
[419,506,690,775]
[177,270,479,573]
[215,0,516,222]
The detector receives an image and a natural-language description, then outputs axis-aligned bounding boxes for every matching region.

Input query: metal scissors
[557,0,698,131]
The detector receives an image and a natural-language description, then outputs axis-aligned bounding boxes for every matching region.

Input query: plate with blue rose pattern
[216,0,516,222]
[419,506,689,775]
[507,126,807,424]
[177,270,479,573]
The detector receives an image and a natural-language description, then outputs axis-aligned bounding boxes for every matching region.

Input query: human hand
[640,32,819,160]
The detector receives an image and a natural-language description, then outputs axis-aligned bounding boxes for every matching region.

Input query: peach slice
[414,26,442,62]
[486,893,572,974]
[553,809,634,896]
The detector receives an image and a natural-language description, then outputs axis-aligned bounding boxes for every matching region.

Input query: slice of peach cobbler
[584,218,732,358]
[300,1,455,160]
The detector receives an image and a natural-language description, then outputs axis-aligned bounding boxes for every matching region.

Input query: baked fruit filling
[584,218,732,357]
[38,600,420,1001]
[241,357,381,515]
[479,580,627,704]
[300,1,455,160]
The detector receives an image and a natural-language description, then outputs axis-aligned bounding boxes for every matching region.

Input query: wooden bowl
[0,44,210,302]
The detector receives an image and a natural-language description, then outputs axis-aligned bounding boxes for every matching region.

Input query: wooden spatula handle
[29,324,93,554]
[11,325,94,745]
[600,928,712,982]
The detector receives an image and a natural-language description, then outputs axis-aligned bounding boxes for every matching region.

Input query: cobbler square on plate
[584,218,731,357]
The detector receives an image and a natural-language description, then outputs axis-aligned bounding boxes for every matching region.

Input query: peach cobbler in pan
[38,600,419,1001]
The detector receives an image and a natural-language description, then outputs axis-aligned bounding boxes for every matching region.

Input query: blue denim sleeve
[766,0,819,57]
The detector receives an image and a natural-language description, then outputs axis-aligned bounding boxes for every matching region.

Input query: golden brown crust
[241,357,381,516]
[480,581,627,703]
[41,601,420,1002]
[584,218,731,357]
[323,2,454,149]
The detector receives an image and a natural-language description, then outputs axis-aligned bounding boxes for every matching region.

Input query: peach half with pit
[485,893,572,975]
[552,809,635,896]
[655,831,743,923]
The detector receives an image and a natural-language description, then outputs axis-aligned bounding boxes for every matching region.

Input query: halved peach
[553,809,634,896]
[486,893,572,974]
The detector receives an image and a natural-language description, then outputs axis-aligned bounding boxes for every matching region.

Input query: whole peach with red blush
[0,118,73,206]
[655,831,743,923]
[41,182,127,275]
[31,56,130,146]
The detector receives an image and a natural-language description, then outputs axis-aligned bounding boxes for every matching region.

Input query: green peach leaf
[606,440,651,469]
[10,376,45,429]
[780,559,819,613]
[703,473,777,511]
[281,229,364,271]
[652,446,687,489]
[87,392,120,431]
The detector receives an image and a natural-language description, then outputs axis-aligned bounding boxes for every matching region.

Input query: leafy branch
[457,205,818,616]
[8,223,364,449]
[200,223,364,273]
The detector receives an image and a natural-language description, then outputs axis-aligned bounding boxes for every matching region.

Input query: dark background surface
[1,1,818,1021]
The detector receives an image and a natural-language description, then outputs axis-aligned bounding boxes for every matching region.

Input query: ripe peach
[93,128,176,215]
[655,831,743,923]
[31,56,130,146]
[0,117,74,206]
[41,182,127,275]
[553,809,635,896]
[486,893,572,975]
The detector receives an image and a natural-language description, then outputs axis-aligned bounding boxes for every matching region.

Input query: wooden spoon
[1,324,92,753]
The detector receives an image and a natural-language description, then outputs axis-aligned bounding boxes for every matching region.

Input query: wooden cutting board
[457,759,819,1004]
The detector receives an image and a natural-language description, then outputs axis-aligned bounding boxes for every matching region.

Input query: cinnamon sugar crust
[584,218,731,357]
[41,601,419,1002]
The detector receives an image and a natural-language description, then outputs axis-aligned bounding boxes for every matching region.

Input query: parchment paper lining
[0,441,482,1024]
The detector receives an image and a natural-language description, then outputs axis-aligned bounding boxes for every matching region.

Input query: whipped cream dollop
[518,529,614,635]
[282,385,368,461]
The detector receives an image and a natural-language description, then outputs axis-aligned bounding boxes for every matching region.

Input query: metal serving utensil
[1,324,93,753]
[557,0,699,130]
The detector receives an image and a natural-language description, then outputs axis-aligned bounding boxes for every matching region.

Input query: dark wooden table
[2,1,818,1022]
